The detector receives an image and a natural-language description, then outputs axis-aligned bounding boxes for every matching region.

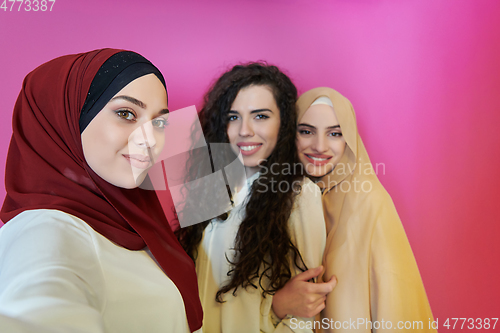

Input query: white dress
[196,174,326,333]
[0,209,197,333]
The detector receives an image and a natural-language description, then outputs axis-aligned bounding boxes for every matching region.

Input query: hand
[272,266,337,319]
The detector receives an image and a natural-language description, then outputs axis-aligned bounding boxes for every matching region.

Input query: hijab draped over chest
[297,87,435,331]
[0,49,202,332]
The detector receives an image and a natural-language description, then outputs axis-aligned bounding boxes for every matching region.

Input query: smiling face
[226,84,281,176]
[81,74,169,189]
[297,103,346,178]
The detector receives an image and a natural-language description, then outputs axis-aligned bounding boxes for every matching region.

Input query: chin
[305,164,334,179]
[241,157,260,167]
[121,177,142,189]
[106,179,137,189]
[133,173,149,188]
[111,175,147,190]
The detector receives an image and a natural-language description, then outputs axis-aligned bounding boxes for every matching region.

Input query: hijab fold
[0,48,202,332]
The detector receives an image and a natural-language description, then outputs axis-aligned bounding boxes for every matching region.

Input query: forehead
[116,74,161,91]
[231,85,277,111]
[114,74,168,104]
[300,104,339,125]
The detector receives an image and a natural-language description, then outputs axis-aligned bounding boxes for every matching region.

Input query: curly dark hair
[176,62,306,302]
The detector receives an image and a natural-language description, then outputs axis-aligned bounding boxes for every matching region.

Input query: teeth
[310,156,328,161]
[240,145,259,151]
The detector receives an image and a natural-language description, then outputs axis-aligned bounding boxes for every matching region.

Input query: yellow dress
[297,88,436,333]
[196,174,326,333]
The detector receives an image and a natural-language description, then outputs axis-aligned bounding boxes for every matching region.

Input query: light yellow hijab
[297,87,435,332]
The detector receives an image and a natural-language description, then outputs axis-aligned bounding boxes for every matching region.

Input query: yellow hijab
[297,87,435,332]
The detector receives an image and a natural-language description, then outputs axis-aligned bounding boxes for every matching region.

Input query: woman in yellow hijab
[294,87,436,332]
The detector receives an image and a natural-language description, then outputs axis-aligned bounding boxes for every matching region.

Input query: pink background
[1,0,499,329]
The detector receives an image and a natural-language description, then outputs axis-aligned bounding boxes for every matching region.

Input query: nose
[312,135,328,153]
[130,121,157,149]
[239,117,254,137]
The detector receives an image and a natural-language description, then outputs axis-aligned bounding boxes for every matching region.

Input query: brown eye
[115,110,136,121]
[255,114,269,120]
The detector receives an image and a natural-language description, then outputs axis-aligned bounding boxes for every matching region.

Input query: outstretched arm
[0,211,105,333]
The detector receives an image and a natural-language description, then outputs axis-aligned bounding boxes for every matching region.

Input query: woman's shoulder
[1,209,93,238]
[0,209,97,259]
[295,176,322,197]
[335,177,402,229]
[335,175,395,209]
[290,177,324,217]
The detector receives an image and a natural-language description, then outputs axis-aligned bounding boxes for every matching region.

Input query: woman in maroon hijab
[0,49,202,332]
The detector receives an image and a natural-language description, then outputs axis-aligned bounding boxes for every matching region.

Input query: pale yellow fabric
[297,88,436,333]
[196,177,326,333]
[0,209,194,333]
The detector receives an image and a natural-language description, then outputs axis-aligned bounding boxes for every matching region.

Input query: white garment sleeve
[0,210,106,333]
[260,178,327,333]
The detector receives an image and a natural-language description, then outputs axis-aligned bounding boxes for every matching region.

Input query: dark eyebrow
[250,108,273,114]
[298,123,340,130]
[110,95,169,115]
[228,108,273,114]
[158,109,170,116]
[110,95,146,109]
[298,123,316,129]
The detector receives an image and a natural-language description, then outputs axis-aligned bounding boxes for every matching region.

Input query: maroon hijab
[0,49,203,332]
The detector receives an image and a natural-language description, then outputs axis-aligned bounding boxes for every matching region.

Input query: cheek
[298,136,316,152]
[264,119,281,144]
[95,133,119,165]
[83,125,114,163]
[226,123,238,144]
[332,140,346,156]
[105,128,129,153]
[296,137,308,151]
[156,133,166,153]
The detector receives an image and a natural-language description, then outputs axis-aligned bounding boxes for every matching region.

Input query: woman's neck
[245,166,260,178]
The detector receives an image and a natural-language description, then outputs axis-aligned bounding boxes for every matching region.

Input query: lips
[304,153,332,166]
[123,154,152,169]
[237,142,263,156]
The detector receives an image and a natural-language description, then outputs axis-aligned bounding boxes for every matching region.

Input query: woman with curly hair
[176,63,334,332]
